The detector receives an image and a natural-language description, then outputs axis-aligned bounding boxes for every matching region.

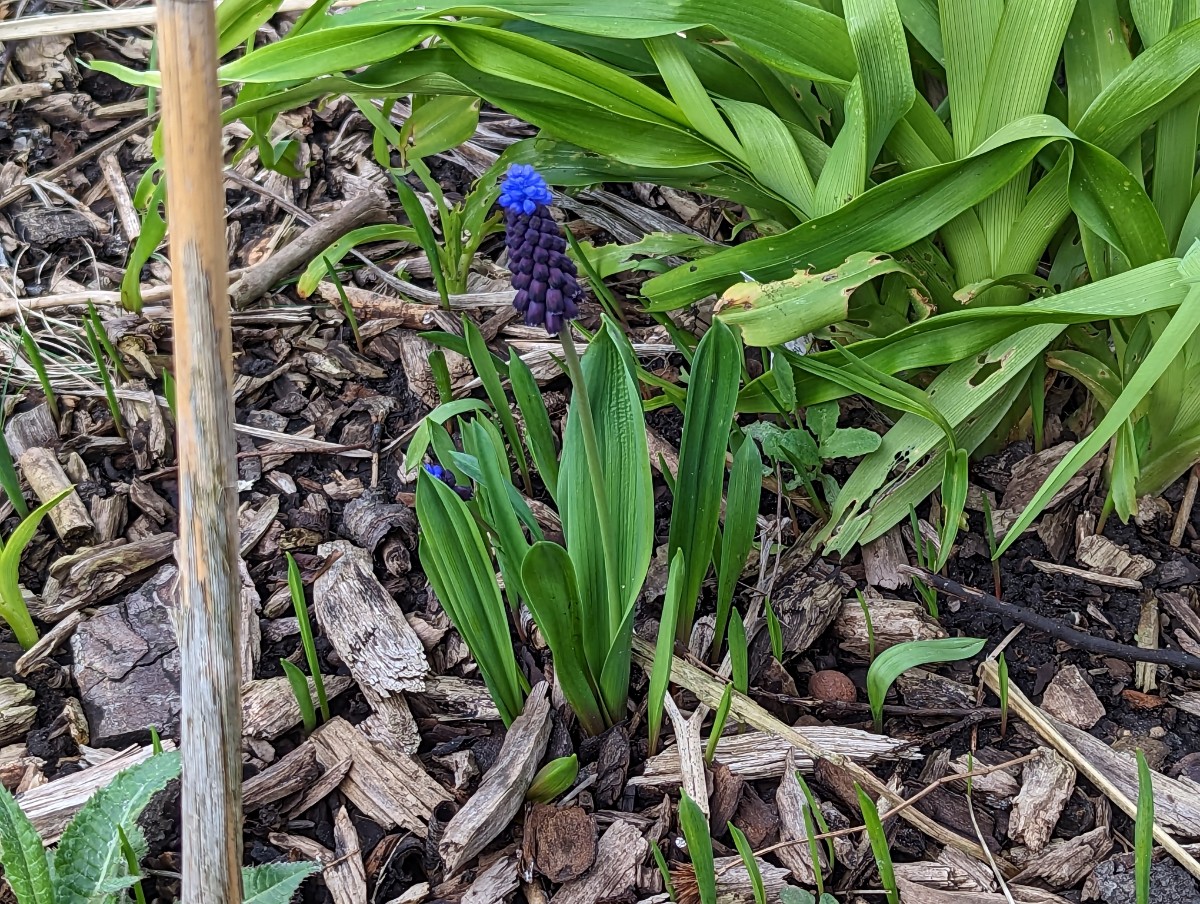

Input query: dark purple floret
[498,164,582,336]
[424,463,472,500]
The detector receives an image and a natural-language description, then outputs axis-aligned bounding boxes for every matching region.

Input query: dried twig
[901,566,1200,672]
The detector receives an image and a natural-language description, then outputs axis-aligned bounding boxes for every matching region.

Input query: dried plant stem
[156,0,243,900]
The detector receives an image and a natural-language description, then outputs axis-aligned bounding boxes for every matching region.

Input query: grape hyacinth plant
[499,164,582,336]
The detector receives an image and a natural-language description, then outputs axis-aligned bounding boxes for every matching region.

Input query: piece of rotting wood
[440,684,552,875]
[18,447,92,546]
[156,0,242,896]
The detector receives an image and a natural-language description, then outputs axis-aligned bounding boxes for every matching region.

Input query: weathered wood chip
[1040,665,1105,729]
[37,533,175,620]
[774,748,823,884]
[309,717,450,836]
[325,805,367,904]
[662,694,708,820]
[672,855,791,904]
[897,877,1073,903]
[19,447,92,546]
[315,539,428,695]
[440,684,551,874]
[243,742,319,812]
[633,725,919,788]
[461,852,520,904]
[0,678,35,746]
[1011,825,1112,888]
[1010,747,1076,853]
[1076,532,1155,580]
[549,819,647,904]
[527,804,597,883]
[862,525,910,589]
[242,675,353,741]
[288,756,353,818]
[834,595,945,657]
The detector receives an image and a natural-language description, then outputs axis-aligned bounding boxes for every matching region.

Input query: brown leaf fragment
[527,804,597,883]
[1010,747,1076,853]
[549,819,647,904]
[440,684,552,874]
[708,760,743,832]
[1040,664,1105,729]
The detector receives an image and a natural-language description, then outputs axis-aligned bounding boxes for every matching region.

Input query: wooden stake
[156,0,242,900]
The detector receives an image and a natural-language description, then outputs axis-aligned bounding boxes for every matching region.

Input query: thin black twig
[901,565,1200,673]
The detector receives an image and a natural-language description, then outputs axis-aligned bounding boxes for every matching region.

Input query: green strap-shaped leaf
[668,318,741,642]
[558,319,653,701]
[714,434,762,654]
[520,542,607,735]
[645,115,1170,309]
[416,472,526,725]
[647,549,685,755]
[55,752,182,904]
[866,638,986,730]
[0,785,53,904]
[678,793,717,904]
[509,350,560,502]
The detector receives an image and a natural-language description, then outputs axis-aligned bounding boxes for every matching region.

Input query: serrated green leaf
[0,785,53,904]
[55,751,182,904]
[242,861,321,904]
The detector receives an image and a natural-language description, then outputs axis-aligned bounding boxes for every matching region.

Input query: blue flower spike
[424,463,472,500]
[498,164,582,336]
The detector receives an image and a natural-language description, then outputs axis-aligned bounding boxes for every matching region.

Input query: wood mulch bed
[1,5,1200,904]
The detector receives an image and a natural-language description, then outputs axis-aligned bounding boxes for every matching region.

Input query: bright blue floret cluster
[498,164,554,215]
[424,463,472,500]
[498,164,583,336]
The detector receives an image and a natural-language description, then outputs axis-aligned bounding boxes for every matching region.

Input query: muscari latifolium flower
[499,164,583,336]
[424,463,473,500]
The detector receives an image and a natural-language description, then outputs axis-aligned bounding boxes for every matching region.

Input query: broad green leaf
[940,0,1002,158]
[716,253,908,347]
[404,399,489,471]
[403,94,482,161]
[55,752,182,904]
[866,637,986,730]
[728,614,749,694]
[646,35,742,157]
[0,488,70,650]
[998,246,1200,551]
[297,225,418,297]
[465,418,531,608]
[417,472,526,725]
[644,117,1167,309]
[280,660,318,733]
[242,862,321,904]
[1135,748,1154,904]
[668,319,741,641]
[0,786,53,904]
[520,541,606,735]
[558,318,653,717]
[714,435,762,653]
[856,784,900,904]
[526,754,579,802]
[819,427,883,460]
[678,793,717,904]
[648,549,685,755]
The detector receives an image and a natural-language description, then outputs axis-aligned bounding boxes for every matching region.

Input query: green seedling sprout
[84,317,125,441]
[856,783,899,904]
[1135,749,1154,904]
[287,552,329,721]
[0,488,71,649]
[323,258,364,355]
[704,683,733,765]
[19,327,59,425]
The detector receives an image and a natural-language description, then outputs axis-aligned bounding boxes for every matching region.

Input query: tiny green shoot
[19,327,59,424]
[855,589,876,662]
[323,257,364,355]
[765,597,783,661]
[1135,749,1154,904]
[650,839,675,901]
[728,615,749,695]
[117,825,148,904]
[280,659,317,733]
[728,822,766,904]
[162,370,177,420]
[678,792,717,904]
[997,652,1009,738]
[856,783,899,904]
[705,683,733,765]
[286,552,329,721]
[84,316,125,440]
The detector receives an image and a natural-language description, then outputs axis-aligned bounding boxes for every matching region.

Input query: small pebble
[809,670,856,704]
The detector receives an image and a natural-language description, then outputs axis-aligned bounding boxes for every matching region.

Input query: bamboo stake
[156,0,243,900]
